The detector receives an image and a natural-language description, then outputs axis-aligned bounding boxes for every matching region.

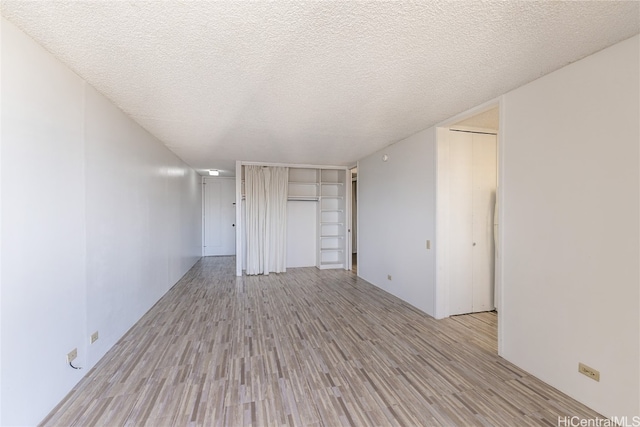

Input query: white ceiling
[2,1,638,176]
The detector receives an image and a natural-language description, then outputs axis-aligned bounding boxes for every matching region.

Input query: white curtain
[245,165,288,275]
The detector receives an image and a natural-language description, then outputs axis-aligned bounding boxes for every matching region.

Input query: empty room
[1,1,639,426]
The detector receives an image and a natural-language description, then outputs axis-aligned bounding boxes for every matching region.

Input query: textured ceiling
[2,1,639,176]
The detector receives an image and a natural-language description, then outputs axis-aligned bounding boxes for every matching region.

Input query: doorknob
[232,224,235,227]
[473,242,476,246]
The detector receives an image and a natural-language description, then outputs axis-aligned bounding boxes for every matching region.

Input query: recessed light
[209,170,219,176]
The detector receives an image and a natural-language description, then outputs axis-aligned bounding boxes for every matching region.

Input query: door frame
[347,165,358,272]
[434,96,505,355]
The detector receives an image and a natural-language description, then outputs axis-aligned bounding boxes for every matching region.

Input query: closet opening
[234,161,351,276]
[435,102,501,354]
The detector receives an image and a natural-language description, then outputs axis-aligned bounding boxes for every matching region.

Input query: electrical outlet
[578,363,600,382]
[90,331,99,344]
[387,275,392,280]
[67,348,78,364]
[426,240,431,250]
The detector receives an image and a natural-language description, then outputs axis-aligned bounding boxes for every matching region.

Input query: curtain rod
[449,129,497,136]
[241,196,319,201]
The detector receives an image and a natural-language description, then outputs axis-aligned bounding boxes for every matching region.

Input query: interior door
[204,177,236,256]
[448,130,497,315]
[471,133,497,312]
[449,131,474,315]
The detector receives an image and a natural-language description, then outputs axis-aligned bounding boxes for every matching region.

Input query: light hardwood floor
[41,256,602,426]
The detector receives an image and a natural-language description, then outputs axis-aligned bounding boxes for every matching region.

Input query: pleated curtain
[245,165,288,275]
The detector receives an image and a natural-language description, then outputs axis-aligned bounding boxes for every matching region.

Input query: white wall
[358,128,436,315]
[0,22,3,424]
[286,201,317,268]
[1,17,87,426]
[84,84,202,368]
[0,18,201,426]
[501,35,639,418]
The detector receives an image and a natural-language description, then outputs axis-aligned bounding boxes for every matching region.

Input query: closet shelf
[321,182,344,185]
[320,234,344,239]
[321,221,344,225]
[321,209,344,213]
[287,196,319,201]
[289,181,319,185]
[287,196,318,202]
[321,248,344,252]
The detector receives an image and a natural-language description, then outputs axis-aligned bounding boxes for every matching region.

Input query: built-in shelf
[288,196,319,201]
[317,169,347,269]
[283,167,349,270]
[288,168,319,200]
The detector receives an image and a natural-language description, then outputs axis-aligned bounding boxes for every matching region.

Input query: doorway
[435,104,500,319]
[203,177,236,256]
[447,129,497,315]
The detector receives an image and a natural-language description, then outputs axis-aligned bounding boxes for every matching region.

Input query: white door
[471,133,497,312]
[203,177,236,256]
[449,132,474,314]
[449,131,497,315]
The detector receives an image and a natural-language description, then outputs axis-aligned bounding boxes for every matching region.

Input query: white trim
[448,125,498,134]
[201,176,206,257]
[496,95,507,357]
[434,127,450,319]
[235,161,243,276]
[355,162,360,276]
[240,160,347,170]
[344,169,352,271]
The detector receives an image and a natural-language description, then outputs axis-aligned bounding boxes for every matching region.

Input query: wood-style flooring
[41,256,602,426]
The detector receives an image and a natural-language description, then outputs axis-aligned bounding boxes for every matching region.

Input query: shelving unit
[318,169,347,269]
